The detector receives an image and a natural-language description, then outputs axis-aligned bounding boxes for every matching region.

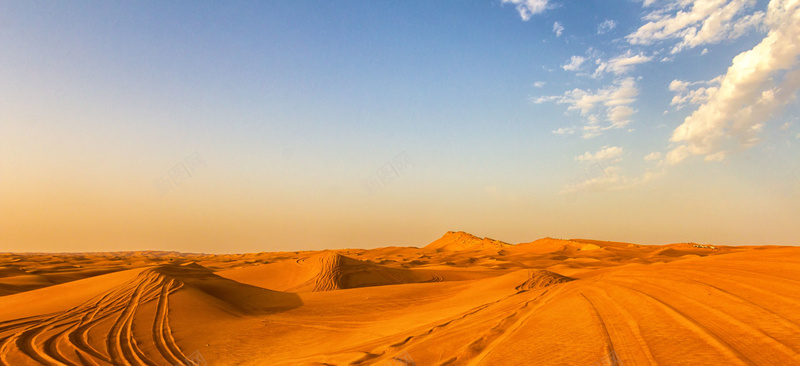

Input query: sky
[2,0,799,253]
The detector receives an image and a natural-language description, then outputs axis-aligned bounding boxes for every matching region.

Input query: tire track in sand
[611,283,751,365]
[0,266,191,366]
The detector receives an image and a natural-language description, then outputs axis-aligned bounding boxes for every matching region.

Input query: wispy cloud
[502,0,550,20]
[644,152,662,161]
[562,157,665,194]
[562,146,657,193]
[594,51,653,77]
[575,146,624,162]
[552,126,576,135]
[562,55,586,71]
[562,164,623,194]
[666,0,800,165]
[668,76,722,110]
[534,77,639,138]
[598,19,617,34]
[627,0,765,54]
[553,21,564,37]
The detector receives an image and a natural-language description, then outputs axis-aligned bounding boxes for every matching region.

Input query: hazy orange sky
[2,1,799,253]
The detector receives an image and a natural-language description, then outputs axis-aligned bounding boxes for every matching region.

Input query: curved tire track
[0,267,190,366]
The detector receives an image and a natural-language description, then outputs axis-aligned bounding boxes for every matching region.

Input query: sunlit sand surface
[2,232,800,365]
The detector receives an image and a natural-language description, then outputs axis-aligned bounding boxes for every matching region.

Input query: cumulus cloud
[562,56,586,71]
[666,0,800,165]
[594,51,654,76]
[553,21,564,37]
[534,77,639,138]
[575,146,624,162]
[598,19,618,34]
[533,81,546,87]
[607,105,636,125]
[627,0,766,54]
[502,0,550,20]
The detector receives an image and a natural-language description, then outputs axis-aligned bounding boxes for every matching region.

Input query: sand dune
[2,233,799,365]
[0,263,300,365]
[424,231,512,252]
[219,252,439,292]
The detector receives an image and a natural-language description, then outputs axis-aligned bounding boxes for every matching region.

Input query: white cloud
[644,152,662,161]
[594,51,653,76]
[502,0,550,20]
[563,146,666,193]
[561,162,663,193]
[582,124,604,139]
[575,146,624,162]
[627,0,766,54]
[553,21,564,37]
[535,77,639,138]
[669,79,690,91]
[532,95,560,103]
[562,164,622,194]
[701,48,709,55]
[552,126,576,135]
[562,56,586,71]
[533,81,546,87]
[669,77,722,109]
[667,0,800,165]
[607,106,636,127]
[598,19,617,34]
[779,122,791,130]
[796,132,800,139]
[664,145,690,165]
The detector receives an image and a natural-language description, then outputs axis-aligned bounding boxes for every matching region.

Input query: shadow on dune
[0,262,303,366]
[153,262,304,315]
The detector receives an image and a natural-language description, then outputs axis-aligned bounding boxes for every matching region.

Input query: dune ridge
[425,231,512,252]
[515,269,575,291]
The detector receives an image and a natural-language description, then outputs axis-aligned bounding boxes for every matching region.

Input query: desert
[2,232,800,365]
[4,0,800,365]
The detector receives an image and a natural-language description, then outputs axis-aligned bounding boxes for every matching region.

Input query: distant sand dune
[219,251,439,293]
[424,231,512,252]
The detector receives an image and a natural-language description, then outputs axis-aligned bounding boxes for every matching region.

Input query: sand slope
[1,233,799,365]
[424,231,512,252]
[0,263,300,365]
[218,252,440,292]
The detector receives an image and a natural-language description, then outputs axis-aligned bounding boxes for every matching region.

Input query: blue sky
[1,0,799,252]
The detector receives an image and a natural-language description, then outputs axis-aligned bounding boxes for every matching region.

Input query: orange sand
[2,231,800,365]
